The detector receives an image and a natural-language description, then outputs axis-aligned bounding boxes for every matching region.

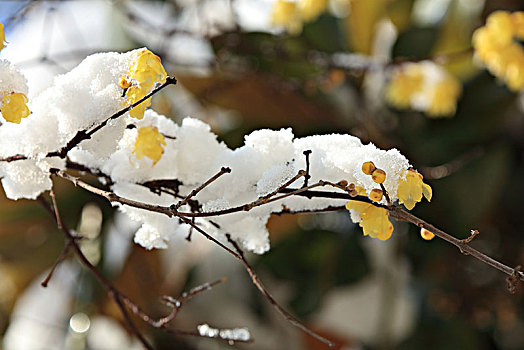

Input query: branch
[38,192,154,350]
[224,234,334,347]
[389,207,524,282]
[52,169,524,285]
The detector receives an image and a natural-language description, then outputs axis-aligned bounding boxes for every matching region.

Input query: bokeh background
[0,0,524,349]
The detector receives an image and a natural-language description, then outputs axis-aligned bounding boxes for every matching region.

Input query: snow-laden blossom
[133,126,166,165]
[0,48,432,253]
[346,201,393,241]
[120,49,167,119]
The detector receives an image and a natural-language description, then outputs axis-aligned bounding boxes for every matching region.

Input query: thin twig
[225,234,334,347]
[302,150,312,188]
[389,207,524,282]
[41,241,72,287]
[174,167,231,210]
[38,194,154,350]
[121,277,227,328]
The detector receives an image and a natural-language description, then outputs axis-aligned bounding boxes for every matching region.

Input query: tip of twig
[506,265,521,294]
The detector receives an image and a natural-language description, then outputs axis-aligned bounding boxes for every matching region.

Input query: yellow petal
[122,49,167,117]
[397,169,431,210]
[1,92,30,124]
[271,0,303,35]
[346,200,394,240]
[426,77,462,117]
[126,86,150,119]
[386,64,424,109]
[422,183,432,201]
[133,126,166,165]
[299,0,328,22]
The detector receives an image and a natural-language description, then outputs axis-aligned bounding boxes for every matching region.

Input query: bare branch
[38,195,154,350]
[224,234,334,347]
[174,167,231,210]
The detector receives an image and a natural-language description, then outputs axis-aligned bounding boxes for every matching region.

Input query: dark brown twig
[174,167,231,210]
[302,150,312,188]
[506,266,521,294]
[224,234,334,347]
[51,170,524,284]
[38,193,154,350]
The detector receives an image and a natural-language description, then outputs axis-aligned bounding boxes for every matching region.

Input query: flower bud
[369,189,383,202]
[362,161,376,175]
[420,228,435,240]
[372,169,386,184]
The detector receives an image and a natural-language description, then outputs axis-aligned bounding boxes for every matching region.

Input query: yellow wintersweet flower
[397,169,432,210]
[0,22,7,52]
[426,77,462,117]
[346,201,393,241]
[121,49,167,119]
[271,0,328,35]
[272,0,302,35]
[1,92,30,123]
[299,0,328,22]
[126,86,151,120]
[472,11,524,91]
[385,64,424,109]
[386,62,462,117]
[128,49,167,91]
[133,126,166,165]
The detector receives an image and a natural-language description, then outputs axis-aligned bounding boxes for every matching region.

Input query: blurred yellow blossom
[472,11,524,91]
[271,0,328,35]
[0,22,6,52]
[272,0,302,35]
[121,49,167,119]
[133,126,166,165]
[346,201,393,241]
[299,0,328,22]
[427,78,462,116]
[386,61,462,117]
[386,64,424,109]
[397,169,432,210]
[1,92,30,124]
